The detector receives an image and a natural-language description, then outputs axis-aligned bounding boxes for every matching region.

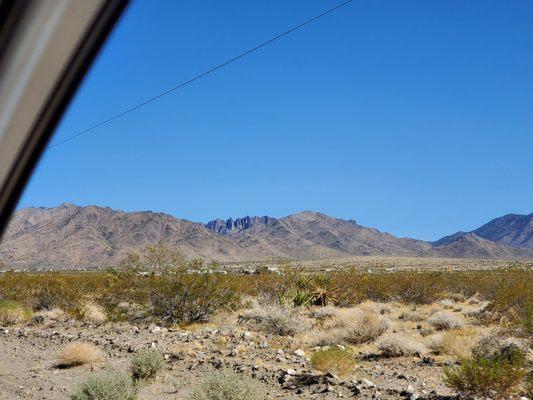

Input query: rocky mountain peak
[205,215,278,236]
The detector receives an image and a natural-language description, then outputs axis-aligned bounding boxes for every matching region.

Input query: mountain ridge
[435,212,533,250]
[1,204,532,269]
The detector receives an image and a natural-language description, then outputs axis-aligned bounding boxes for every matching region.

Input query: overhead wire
[48,0,353,149]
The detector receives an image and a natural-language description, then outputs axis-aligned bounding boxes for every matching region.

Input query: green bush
[148,274,240,324]
[0,300,31,325]
[130,348,165,381]
[444,342,527,397]
[186,369,266,400]
[70,373,137,400]
[310,348,356,377]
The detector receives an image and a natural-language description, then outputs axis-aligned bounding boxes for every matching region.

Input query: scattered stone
[359,378,376,388]
[286,368,297,376]
[294,349,305,357]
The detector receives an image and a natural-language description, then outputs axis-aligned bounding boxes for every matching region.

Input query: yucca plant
[311,273,339,306]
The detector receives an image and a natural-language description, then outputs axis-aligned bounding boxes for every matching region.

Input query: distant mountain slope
[472,213,533,249]
[206,211,433,261]
[430,232,533,260]
[435,213,533,251]
[0,203,252,268]
[1,204,532,269]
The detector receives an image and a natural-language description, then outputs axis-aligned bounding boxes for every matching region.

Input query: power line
[48,0,353,149]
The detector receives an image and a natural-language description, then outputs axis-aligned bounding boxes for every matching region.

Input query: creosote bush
[130,348,165,381]
[310,348,356,377]
[70,372,137,400]
[148,274,241,325]
[444,342,527,398]
[0,299,31,325]
[186,369,267,400]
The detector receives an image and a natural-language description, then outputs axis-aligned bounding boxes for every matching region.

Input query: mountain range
[0,203,532,269]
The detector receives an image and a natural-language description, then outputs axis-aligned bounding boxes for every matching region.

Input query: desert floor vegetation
[186,369,267,400]
[0,299,31,325]
[444,334,529,398]
[70,372,138,400]
[310,347,357,377]
[130,348,165,382]
[0,265,531,399]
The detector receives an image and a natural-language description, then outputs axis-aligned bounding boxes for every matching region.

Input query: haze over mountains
[0,203,532,269]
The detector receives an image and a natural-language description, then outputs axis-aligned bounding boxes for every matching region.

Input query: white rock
[294,349,306,357]
[359,378,375,388]
[286,368,297,375]
[149,325,162,333]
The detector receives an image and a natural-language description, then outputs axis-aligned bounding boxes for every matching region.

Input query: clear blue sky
[18,0,533,241]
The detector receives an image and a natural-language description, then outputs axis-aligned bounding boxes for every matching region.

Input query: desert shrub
[186,369,266,400]
[426,328,479,359]
[467,293,482,304]
[0,300,30,325]
[428,311,463,330]
[399,310,425,322]
[328,307,364,327]
[130,348,165,381]
[263,272,340,307]
[239,304,306,336]
[36,307,68,322]
[438,299,455,309]
[310,305,338,319]
[358,301,391,315]
[439,292,467,302]
[30,281,84,316]
[444,346,527,397]
[307,306,387,346]
[70,373,137,400]
[377,334,428,357]
[305,328,347,347]
[472,334,528,362]
[526,372,533,399]
[310,348,356,377]
[83,304,107,324]
[0,268,531,332]
[119,241,186,272]
[345,311,390,344]
[59,342,103,367]
[148,274,240,324]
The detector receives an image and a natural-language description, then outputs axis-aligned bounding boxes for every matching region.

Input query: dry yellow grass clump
[59,342,103,367]
[426,328,482,359]
[345,310,390,344]
[376,333,428,357]
[83,303,107,324]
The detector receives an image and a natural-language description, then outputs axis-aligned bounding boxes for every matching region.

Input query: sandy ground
[0,319,458,400]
